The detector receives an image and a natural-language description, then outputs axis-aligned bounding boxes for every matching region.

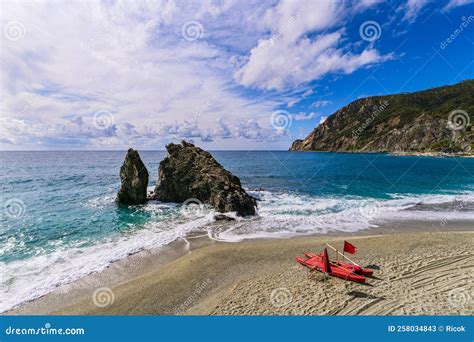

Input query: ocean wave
[213,190,474,242]
[0,199,217,313]
[1,189,473,313]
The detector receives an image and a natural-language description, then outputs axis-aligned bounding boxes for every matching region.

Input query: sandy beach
[9,220,473,316]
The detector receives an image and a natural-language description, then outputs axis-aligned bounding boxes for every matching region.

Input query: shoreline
[7,219,474,316]
[288,150,474,158]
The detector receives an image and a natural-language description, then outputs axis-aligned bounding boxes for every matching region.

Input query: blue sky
[0,0,473,150]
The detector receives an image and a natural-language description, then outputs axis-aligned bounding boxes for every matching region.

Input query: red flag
[343,240,357,254]
[322,248,331,273]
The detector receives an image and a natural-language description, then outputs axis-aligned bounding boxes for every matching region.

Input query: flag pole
[326,243,360,266]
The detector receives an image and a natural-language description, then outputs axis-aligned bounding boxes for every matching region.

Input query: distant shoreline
[389,151,474,158]
[288,150,474,157]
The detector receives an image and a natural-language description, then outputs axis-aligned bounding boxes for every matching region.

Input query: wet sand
[9,220,473,316]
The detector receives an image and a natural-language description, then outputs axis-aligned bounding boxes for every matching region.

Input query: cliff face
[290,80,473,154]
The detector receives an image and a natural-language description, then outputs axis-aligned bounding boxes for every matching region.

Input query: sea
[1,151,473,312]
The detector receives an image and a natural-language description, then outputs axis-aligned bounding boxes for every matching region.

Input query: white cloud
[236,119,283,141]
[398,0,430,23]
[443,0,474,11]
[310,100,332,108]
[235,30,392,90]
[287,100,298,108]
[0,0,393,150]
[214,118,233,139]
[354,0,383,11]
[287,88,314,108]
[292,112,317,121]
[0,0,286,149]
[318,116,327,125]
[234,1,391,91]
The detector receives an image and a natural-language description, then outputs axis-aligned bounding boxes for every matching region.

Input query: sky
[0,0,473,151]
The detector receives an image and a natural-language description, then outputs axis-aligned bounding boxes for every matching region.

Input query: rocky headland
[290,80,473,155]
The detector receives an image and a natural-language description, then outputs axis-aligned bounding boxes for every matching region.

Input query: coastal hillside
[290,80,474,154]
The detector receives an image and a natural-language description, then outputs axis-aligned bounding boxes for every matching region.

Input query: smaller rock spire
[117,148,149,205]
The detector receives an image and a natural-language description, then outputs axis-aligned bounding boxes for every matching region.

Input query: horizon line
[0,149,292,152]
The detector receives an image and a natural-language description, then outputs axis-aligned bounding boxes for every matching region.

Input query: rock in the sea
[214,214,236,221]
[117,148,149,205]
[154,141,257,216]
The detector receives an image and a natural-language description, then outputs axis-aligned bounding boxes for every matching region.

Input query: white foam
[212,190,474,242]
[1,190,473,313]
[84,194,116,208]
[0,201,217,313]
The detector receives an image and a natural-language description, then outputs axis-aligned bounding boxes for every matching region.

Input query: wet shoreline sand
[8,220,474,315]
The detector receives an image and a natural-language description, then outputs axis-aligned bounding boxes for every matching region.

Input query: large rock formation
[290,80,473,154]
[153,141,257,216]
[117,148,149,205]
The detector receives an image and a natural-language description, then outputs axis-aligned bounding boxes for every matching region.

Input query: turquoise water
[1,151,474,311]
